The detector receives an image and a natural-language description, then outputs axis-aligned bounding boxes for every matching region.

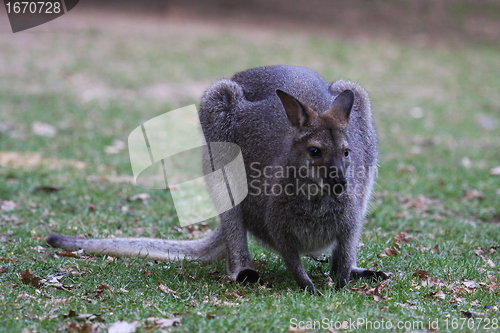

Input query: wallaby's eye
[309,147,322,159]
[344,149,350,158]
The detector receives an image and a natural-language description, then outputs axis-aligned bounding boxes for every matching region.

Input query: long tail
[46,226,226,262]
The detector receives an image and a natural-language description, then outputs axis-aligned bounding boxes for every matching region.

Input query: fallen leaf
[462,279,479,289]
[33,185,62,193]
[146,317,182,328]
[127,193,150,204]
[57,251,79,258]
[0,151,85,170]
[479,276,498,293]
[0,257,19,262]
[0,200,19,211]
[64,322,101,333]
[64,310,104,322]
[476,115,498,131]
[394,232,412,245]
[450,296,466,305]
[86,175,134,183]
[490,166,500,176]
[462,189,485,201]
[19,269,42,288]
[32,121,57,138]
[108,321,140,333]
[430,244,439,254]
[474,247,485,258]
[157,282,179,299]
[92,284,110,298]
[422,276,445,287]
[413,269,430,279]
[0,266,7,274]
[401,195,432,210]
[429,289,446,300]
[104,139,126,154]
[16,293,36,300]
[383,247,398,256]
[485,259,495,267]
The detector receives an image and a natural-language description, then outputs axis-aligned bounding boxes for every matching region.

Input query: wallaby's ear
[326,90,354,125]
[276,89,314,129]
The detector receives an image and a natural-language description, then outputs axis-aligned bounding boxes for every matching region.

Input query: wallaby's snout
[321,163,349,195]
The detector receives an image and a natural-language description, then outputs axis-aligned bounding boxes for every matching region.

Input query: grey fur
[47,65,388,291]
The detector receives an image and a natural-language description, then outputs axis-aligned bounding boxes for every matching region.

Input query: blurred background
[0,2,499,330]
[0,0,499,225]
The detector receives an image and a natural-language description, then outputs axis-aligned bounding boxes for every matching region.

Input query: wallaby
[47,65,388,291]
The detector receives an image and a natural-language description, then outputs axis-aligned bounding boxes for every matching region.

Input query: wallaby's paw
[350,268,390,281]
[236,269,260,284]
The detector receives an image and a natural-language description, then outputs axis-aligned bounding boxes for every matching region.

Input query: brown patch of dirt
[76,0,500,47]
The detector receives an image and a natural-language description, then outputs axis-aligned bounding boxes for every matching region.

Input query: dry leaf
[104,139,126,154]
[33,185,61,193]
[0,257,20,262]
[413,269,430,279]
[127,193,150,204]
[394,232,412,244]
[16,293,36,300]
[19,269,42,288]
[0,151,85,170]
[92,284,109,298]
[429,289,446,299]
[108,321,140,333]
[401,195,432,210]
[485,259,495,267]
[0,200,19,211]
[32,121,57,137]
[422,276,445,287]
[383,247,398,256]
[474,247,485,258]
[490,166,500,176]
[462,189,485,201]
[86,175,134,184]
[57,251,79,258]
[450,296,465,305]
[462,279,478,289]
[146,317,182,328]
[157,282,179,299]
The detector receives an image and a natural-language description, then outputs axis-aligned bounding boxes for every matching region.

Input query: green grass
[1,9,500,333]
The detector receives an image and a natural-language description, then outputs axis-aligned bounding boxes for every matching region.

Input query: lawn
[0,4,499,333]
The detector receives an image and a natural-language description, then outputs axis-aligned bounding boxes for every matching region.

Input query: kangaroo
[47,65,388,291]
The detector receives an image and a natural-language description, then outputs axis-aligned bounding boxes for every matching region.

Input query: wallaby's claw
[236,269,260,284]
[351,269,390,281]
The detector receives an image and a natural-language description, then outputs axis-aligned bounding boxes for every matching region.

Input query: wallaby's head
[276,89,354,196]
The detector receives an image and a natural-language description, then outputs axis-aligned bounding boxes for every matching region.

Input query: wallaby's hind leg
[219,208,259,284]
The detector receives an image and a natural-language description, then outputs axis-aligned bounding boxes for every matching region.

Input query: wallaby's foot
[350,267,390,281]
[236,269,260,284]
